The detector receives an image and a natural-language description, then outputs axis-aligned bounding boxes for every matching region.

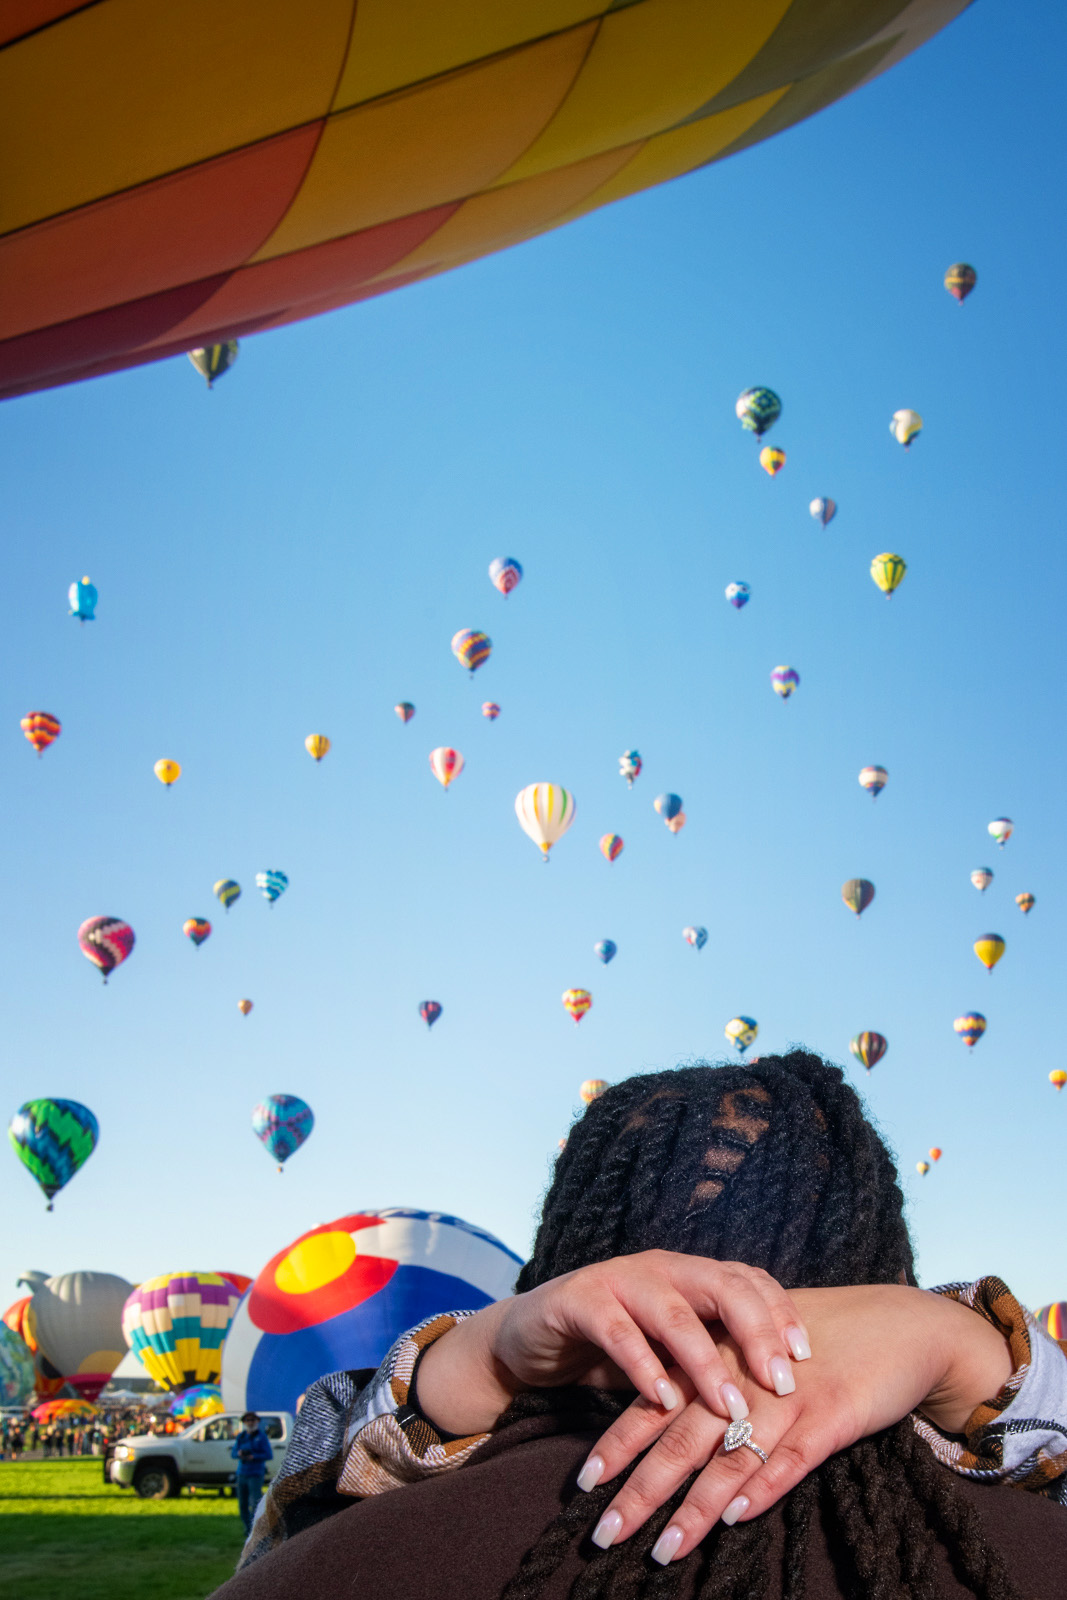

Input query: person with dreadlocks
[215,1053,1067,1599]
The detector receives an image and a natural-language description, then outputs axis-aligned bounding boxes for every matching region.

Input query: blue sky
[3,1,1065,1319]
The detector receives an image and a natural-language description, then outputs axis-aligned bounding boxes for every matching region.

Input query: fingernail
[721,1496,750,1526]
[650,1526,684,1565]
[654,1377,679,1410]
[591,1510,623,1549]
[577,1455,604,1492]
[720,1383,748,1422]
[785,1325,811,1361]
[769,1356,796,1395]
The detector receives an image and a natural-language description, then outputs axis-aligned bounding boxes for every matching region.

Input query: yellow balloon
[1050,1070,1067,1092]
[870,553,906,596]
[973,934,1005,972]
[154,758,181,786]
[916,1161,930,1176]
[580,1079,608,1105]
[759,446,786,477]
[305,734,331,762]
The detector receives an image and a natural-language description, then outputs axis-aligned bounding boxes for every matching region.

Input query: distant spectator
[231,1413,273,1537]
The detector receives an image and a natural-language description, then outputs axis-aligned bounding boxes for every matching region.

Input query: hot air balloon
[1050,1072,1067,1093]
[8,1100,99,1209]
[724,1017,759,1053]
[252,1095,314,1172]
[858,766,888,799]
[988,818,1013,848]
[974,934,1005,972]
[488,558,523,597]
[771,667,799,699]
[183,918,211,947]
[562,989,592,1025]
[429,747,464,789]
[395,703,416,723]
[1016,892,1035,914]
[305,734,330,761]
[255,870,289,905]
[842,879,875,917]
[725,582,750,610]
[666,813,686,834]
[890,410,923,448]
[653,793,683,822]
[619,750,642,787]
[1036,1303,1067,1340]
[515,784,576,860]
[238,999,253,1016]
[451,629,492,675]
[759,446,786,477]
[21,712,61,757]
[214,879,241,911]
[0,1323,34,1406]
[683,926,708,950]
[481,703,500,721]
[953,1013,986,1047]
[870,553,906,597]
[122,1272,243,1390]
[14,1270,132,1400]
[68,578,97,622]
[594,940,617,965]
[735,388,781,437]
[78,916,135,982]
[154,758,181,787]
[971,867,994,892]
[580,1079,608,1105]
[168,1383,225,1422]
[849,1032,887,1072]
[928,1147,942,1162]
[599,834,624,863]
[189,340,238,386]
[419,1001,442,1029]
[916,1161,930,1176]
[944,264,977,303]
[810,498,836,527]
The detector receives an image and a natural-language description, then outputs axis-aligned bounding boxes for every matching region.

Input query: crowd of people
[0,1402,177,1462]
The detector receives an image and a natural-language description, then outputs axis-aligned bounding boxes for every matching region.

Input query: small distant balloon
[256,870,288,905]
[214,880,241,912]
[395,702,416,723]
[735,387,781,438]
[1050,1070,1067,1093]
[654,793,683,822]
[154,758,181,787]
[1016,892,1035,914]
[619,750,642,787]
[988,817,1013,848]
[305,735,330,762]
[842,879,875,917]
[68,577,97,622]
[858,766,887,799]
[724,1017,758,1053]
[759,446,786,477]
[890,409,922,448]
[562,989,592,1025]
[451,629,492,675]
[665,813,686,834]
[183,918,211,948]
[252,1094,313,1171]
[916,1161,930,1176]
[78,916,135,983]
[725,582,750,610]
[515,783,576,860]
[870,553,906,597]
[683,926,707,950]
[974,934,1005,972]
[488,558,523,597]
[771,666,799,699]
[850,1032,887,1072]
[21,712,61,757]
[481,703,500,721]
[594,940,617,964]
[600,834,624,863]
[189,341,239,387]
[238,999,253,1016]
[429,747,465,789]
[419,1001,442,1029]
[580,1079,608,1105]
[944,263,977,303]
[953,1013,986,1047]
[971,867,994,893]
[928,1147,942,1162]
[810,498,836,527]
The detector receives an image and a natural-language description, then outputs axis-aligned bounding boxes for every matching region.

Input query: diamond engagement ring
[722,1418,769,1464]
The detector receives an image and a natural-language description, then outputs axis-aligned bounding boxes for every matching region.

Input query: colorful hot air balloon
[759,446,786,476]
[842,879,875,917]
[238,999,253,1016]
[188,340,238,386]
[771,666,799,699]
[214,879,241,911]
[594,940,617,965]
[928,1147,942,1162]
[619,750,642,787]
[255,870,289,904]
[8,1100,99,1209]
[488,558,523,597]
[154,758,181,786]
[419,1001,442,1029]
[974,934,1005,972]
[858,766,888,799]
[183,918,212,947]
[305,734,330,761]
[1016,892,1036,914]
[944,264,977,303]
[562,989,592,1025]
[579,1079,608,1105]
[724,1017,759,1053]
[122,1272,243,1390]
[14,1270,132,1400]
[168,1383,225,1422]
[515,783,576,860]
[810,498,836,527]
[916,1161,930,1176]
[395,702,416,723]
[971,867,994,892]
[77,916,135,982]
[683,926,708,950]
[849,1032,887,1072]
[666,813,686,834]
[725,582,750,610]
[21,712,61,757]
[0,1323,34,1406]
[870,553,906,597]
[890,410,922,448]
[252,1094,314,1171]
[653,793,683,822]
[481,702,500,721]
[953,1013,987,1047]
[451,629,492,675]
[1036,1303,1067,1340]
[988,817,1013,848]
[735,388,781,437]
[429,747,464,789]
[599,834,624,863]
[1049,1072,1067,1093]
[68,577,97,622]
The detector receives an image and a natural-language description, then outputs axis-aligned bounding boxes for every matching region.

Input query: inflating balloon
[78,916,135,982]
[971,868,994,892]
[1050,1072,1067,1093]
[665,813,686,834]
[810,498,836,527]
[395,703,416,723]
[724,1017,758,1053]
[1016,892,1035,914]
[481,702,500,721]
[771,667,799,700]
[890,410,923,448]
[488,558,523,597]
[68,578,97,622]
[14,1270,132,1399]
[870,553,906,597]
[849,1032,887,1072]
[594,940,616,965]
[562,989,592,1025]
[0,1324,34,1406]
[429,747,464,789]
[580,1080,608,1105]
[168,1384,225,1422]
[9,1099,99,1209]
[944,264,977,303]
[305,734,330,761]
[653,793,682,822]
[974,934,1005,972]
[214,879,241,911]
[189,341,238,387]
[725,582,750,610]
[451,629,492,675]
[759,446,786,476]
[842,879,875,918]
[858,766,887,799]
[683,926,707,950]
[599,834,623,863]
[255,869,289,904]
[252,1095,314,1171]
[238,999,253,1016]
[735,389,781,438]
[988,817,1013,848]
[953,1013,986,1047]
[21,712,61,757]
[183,918,212,948]
[122,1272,243,1390]
[419,1001,442,1029]
[515,784,576,860]
[154,758,181,787]
[619,751,642,787]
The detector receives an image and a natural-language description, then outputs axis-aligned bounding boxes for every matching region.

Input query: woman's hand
[414,1251,811,1437]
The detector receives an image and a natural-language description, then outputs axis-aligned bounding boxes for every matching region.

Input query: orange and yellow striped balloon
[562,989,592,1025]
[20,711,61,756]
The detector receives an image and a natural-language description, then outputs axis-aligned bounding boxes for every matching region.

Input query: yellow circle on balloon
[274,1231,356,1295]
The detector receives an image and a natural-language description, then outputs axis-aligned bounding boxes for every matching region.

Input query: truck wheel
[133,1462,179,1499]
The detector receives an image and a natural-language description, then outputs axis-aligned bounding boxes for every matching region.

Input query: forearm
[413,1298,518,1435]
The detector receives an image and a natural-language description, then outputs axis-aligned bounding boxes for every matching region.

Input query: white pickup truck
[104,1411,292,1498]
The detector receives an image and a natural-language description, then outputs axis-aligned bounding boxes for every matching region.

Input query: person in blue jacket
[231,1412,273,1535]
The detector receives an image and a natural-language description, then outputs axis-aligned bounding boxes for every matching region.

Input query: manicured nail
[720,1382,748,1422]
[650,1526,684,1565]
[785,1325,811,1361]
[577,1455,604,1492]
[721,1496,750,1526]
[769,1356,796,1395]
[592,1510,623,1549]
[655,1377,679,1410]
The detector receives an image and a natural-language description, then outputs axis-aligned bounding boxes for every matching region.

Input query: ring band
[722,1418,768,1465]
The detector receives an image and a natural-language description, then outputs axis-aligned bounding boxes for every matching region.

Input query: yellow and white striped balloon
[515,784,576,860]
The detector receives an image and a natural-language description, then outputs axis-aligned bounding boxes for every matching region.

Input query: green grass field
[0,1460,246,1600]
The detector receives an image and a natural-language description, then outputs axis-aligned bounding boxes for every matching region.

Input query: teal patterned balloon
[735,388,781,438]
[255,870,288,904]
[9,1099,99,1209]
[0,1323,34,1403]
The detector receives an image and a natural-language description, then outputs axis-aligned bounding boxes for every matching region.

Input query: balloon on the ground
[759,446,786,476]
[515,783,576,860]
[725,582,750,610]
[429,747,464,789]
[724,1017,758,1053]
[183,918,211,947]
[395,702,416,723]
[683,926,707,950]
[735,388,781,438]
[252,1095,314,1171]
[944,264,977,303]
[68,578,97,622]
[451,629,492,674]
[849,1032,887,1072]
[953,1013,987,1047]
[32,1398,95,1423]
[189,341,238,387]
[0,1323,34,1404]
[562,989,592,1025]
[870,553,906,596]
[419,1001,442,1029]
[890,410,923,447]
[214,879,241,911]
[988,817,1013,847]
[21,712,61,756]
[1050,1072,1067,1093]
[665,813,686,834]
[580,1080,608,1105]
[974,934,1005,971]
[619,750,642,787]
[9,1099,99,1209]
[599,834,623,863]
[305,734,330,761]
[858,766,887,798]
[810,498,836,527]
[14,1270,132,1400]
[771,667,799,699]
[122,1272,243,1390]
[154,758,181,786]
[971,868,994,892]
[594,940,617,965]
[654,792,682,822]
[256,869,289,904]
[238,999,253,1016]
[488,558,523,597]
[842,879,875,917]
[168,1383,225,1422]
[481,702,500,720]
[221,1209,521,1418]
[1016,893,1035,914]
[78,916,135,982]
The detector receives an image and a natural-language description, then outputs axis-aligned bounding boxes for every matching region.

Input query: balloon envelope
[849,1032,887,1071]
[515,784,576,858]
[488,558,523,597]
[974,935,1005,971]
[683,926,708,950]
[419,1000,442,1028]
[809,498,836,526]
[17,1270,132,1400]
[771,667,799,699]
[735,388,781,437]
[988,817,1013,847]
[154,758,181,786]
[841,879,875,917]
[429,747,464,788]
[78,915,135,981]
[68,578,97,621]
[953,1013,987,1047]
[21,711,61,756]
[579,1080,608,1105]
[305,734,331,761]
[122,1272,243,1390]
[594,940,617,964]
[0,1324,34,1405]
[759,446,786,476]
[168,1383,225,1421]
[725,582,750,610]
[870,553,906,596]
[238,999,253,1016]
[214,879,241,910]
[858,766,887,798]
[451,629,491,674]
[653,793,682,821]
[971,868,994,892]
[724,1017,758,1053]
[252,1095,314,1167]
[395,702,416,723]
[619,750,642,786]
[665,813,686,834]
[1050,1072,1067,1093]
[944,263,977,302]
[1016,893,1035,914]
[183,917,212,947]
[9,1099,99,1205]
[890,410,923,447]
[189,341,238,386]
[256,870,289,903]
[481,702,500,720]
[562,989,592,1024]
[599,834,623,862]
